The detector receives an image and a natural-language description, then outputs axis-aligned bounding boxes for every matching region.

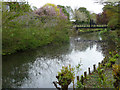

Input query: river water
[3,32,108,88]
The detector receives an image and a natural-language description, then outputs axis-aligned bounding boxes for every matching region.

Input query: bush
[112,64,120,89]
[105,63,111,68]
[57,65,75,86]
[76,81,84,88]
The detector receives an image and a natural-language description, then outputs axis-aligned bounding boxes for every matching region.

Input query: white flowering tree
[73,7,90,24]
[74,9,88,22]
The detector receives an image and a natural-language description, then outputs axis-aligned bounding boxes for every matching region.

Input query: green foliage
[108,17,119,29]
[105,63,111,68]
[104,52,119,68]
[57,5,70,20]
[3,2,32,12]
[109,51,112,55]
[32,6,37,11]
[103,51,119,70]
[97,68,107,86]
[76,61,82,73]
[103,2,120,29]
[2,3,71,55]
[76,64,82,70]
[57,63,82,88]
[109,58,116,63]
[108,52,119,64]
[114,54,119,58]
[112,65,120,79]
[76,81,84,88]
[99,29,108,34]
[96,2,119,29]
[57,65,75,86]
[112,64,120,89]
[97,68,104,76]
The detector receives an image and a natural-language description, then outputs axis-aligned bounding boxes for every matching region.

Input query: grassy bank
[83,53,119,88]
[53,29,120,89]
[2,12,71,55]
[78,29,120,89]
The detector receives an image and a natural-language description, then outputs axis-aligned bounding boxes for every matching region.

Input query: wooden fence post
[80,75,84,85]
[84,72,87,79]
[88,67,91,74]
[93,64,96,72]
[77,76,79,81]
[101,60,104,64]
[98,62,101,68]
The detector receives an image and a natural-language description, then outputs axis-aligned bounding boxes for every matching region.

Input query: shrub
[76,81,84,88]
[109,58,116,64]
[97,68,105,81]
[112,64,120,89]
[57,65,75,86]
[105,63,111,68]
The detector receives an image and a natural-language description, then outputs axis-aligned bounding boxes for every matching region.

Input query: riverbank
[3,32,106,88]
[84,69,114,88]
[2,12,71,55]
[83,54,119,88]
[77,29,120,89]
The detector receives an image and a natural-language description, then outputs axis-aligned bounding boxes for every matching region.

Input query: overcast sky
[27,0,104,14]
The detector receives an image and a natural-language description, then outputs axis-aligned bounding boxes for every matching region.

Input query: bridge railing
[74,24,108,30]
[75,24,108,28]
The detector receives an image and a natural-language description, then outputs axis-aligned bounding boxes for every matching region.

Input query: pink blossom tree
[34,3,68,19]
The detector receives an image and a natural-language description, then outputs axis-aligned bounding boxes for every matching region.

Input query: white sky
[27,0,104,14]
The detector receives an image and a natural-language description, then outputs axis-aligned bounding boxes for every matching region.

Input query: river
[3,32,109,88]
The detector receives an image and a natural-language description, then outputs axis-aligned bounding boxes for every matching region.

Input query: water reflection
[3,32,106,88]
